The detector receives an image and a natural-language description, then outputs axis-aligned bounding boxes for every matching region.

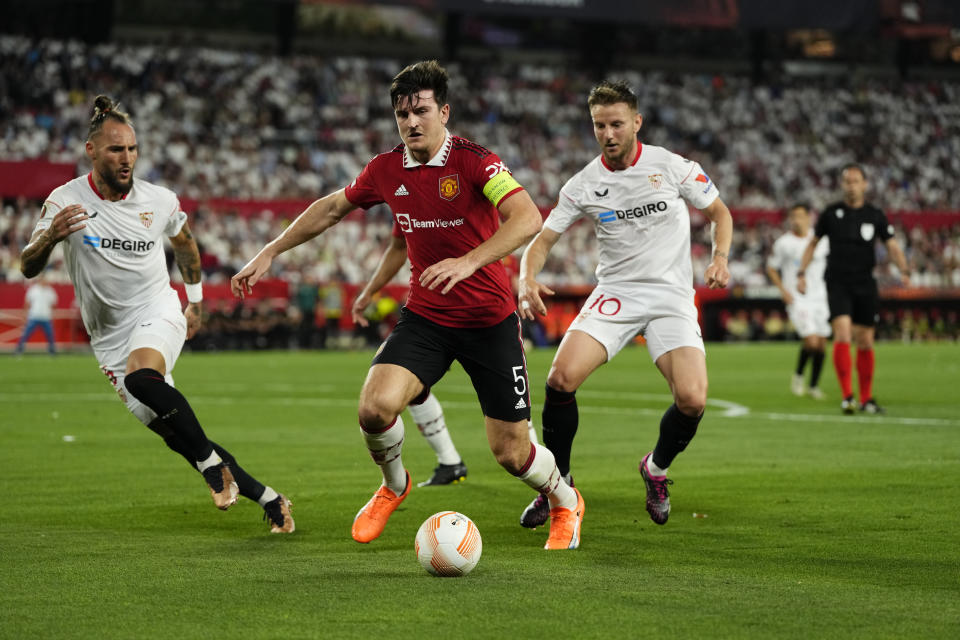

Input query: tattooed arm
[168,222,203,338]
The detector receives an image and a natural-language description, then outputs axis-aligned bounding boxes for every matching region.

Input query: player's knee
[492,443,526,474]
[675,384,707,417]
[546,369,579,394]
[489,432,529,473]
[357,398,399,432]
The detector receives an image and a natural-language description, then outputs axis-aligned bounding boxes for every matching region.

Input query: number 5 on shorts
[512,365,527,396]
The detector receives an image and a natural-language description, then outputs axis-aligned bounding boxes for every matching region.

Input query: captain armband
[482,171,523,208]
[184,282,203,303]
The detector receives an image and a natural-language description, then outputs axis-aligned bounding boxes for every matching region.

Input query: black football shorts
[372,307,532,423]
[826,279,879,326]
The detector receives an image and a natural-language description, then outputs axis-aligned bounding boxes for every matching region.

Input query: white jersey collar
[86,172,130,201]
[600,143,643,173]
[403,130,453,168]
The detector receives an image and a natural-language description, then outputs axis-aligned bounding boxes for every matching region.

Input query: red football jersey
[345,132,524,328]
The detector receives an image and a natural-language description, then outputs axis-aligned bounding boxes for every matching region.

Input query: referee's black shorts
[372,307,531,423]
[826,278,879,326]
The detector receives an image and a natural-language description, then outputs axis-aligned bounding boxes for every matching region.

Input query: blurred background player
[766,204,830,399]
[14,271,58,355]
[798,164,911,415]
[19,95,294,533]
[351,230,468,487]
[233,60,584,550]
[517,80,732,528]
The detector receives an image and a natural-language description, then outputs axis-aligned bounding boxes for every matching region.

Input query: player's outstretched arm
[517,227,561,320]
[232,189,355,298]
[352,235,408,327]
[885,237,911,286]
[20,204,89,278]
[796,236,819,295]
[702,197,733,289]
[169,223,204,338]
[420,190,542,295]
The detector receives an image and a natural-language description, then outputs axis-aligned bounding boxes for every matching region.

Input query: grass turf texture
[2,342,958,639]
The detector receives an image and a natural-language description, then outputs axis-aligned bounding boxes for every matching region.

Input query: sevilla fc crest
[139,212,154,228]
[860,223,874,241]
[439,174,460,201]
[648,174,663,189]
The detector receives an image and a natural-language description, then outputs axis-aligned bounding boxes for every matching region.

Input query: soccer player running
[20,96,294,533]
[797,164,910,414]
[766,204,830,399]
[232,61,585,549]
[350,232,468,488]
[517,81,732,528]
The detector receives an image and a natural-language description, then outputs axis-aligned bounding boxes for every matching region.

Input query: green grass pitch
[2,342,958,638]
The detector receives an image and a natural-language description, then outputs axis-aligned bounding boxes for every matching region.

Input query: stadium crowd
[3,35,960,210]
[2,36,959,343]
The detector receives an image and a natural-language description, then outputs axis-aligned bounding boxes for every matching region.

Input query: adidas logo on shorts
[514,398,527,410]
[394,184,409,196]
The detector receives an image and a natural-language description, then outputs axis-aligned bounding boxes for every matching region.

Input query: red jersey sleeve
[344,158,385,209]
[470,150,524,209]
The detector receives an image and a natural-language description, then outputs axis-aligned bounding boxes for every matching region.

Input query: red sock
[833,342,853,398]
[857,348,875,404]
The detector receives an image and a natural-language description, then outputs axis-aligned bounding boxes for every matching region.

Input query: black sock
[125,369,213,462]
[145,418,266,502]
[810,350,825,388]
[542,384,578,477]
[652,404,702,470]
[796,348,811,375]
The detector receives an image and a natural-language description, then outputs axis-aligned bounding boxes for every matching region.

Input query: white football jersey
[34,174,187,348]
[545,144,719,289]
[767,231,829,301]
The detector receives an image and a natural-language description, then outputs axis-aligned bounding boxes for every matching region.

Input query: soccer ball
[414,511,482,577]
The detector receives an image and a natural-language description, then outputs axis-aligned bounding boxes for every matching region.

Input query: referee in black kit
[797,164,910,415]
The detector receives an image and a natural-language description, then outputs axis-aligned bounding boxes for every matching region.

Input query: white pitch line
[745,411,960,427]
[3,392,956,428]
[440,385,753,417]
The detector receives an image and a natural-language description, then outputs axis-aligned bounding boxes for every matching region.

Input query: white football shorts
[787,296,831,338]
[93,291,187,426]
[566,283,705,363]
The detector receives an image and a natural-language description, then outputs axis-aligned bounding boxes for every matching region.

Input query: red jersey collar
[600,142,642,172]
[87,173,128,201]
[403,130,453,168]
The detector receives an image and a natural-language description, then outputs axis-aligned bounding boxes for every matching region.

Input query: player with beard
[516,80,732,528]
[20,95,294,533]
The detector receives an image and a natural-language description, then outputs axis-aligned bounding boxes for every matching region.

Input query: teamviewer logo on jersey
[83,235,101,248]
[598,210,617,224]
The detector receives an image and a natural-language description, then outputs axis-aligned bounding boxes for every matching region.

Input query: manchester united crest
[139,212,154,228]
[439,174,460,201]
[648,174,663,189]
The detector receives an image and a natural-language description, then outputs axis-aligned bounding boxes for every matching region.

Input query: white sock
[361,415,407,494]
[518,443,577,510]
[195,450,223,473]
[646,455,668,477]
[527,420,539,445]
[408,393,460,465]
[258,486,279,507]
